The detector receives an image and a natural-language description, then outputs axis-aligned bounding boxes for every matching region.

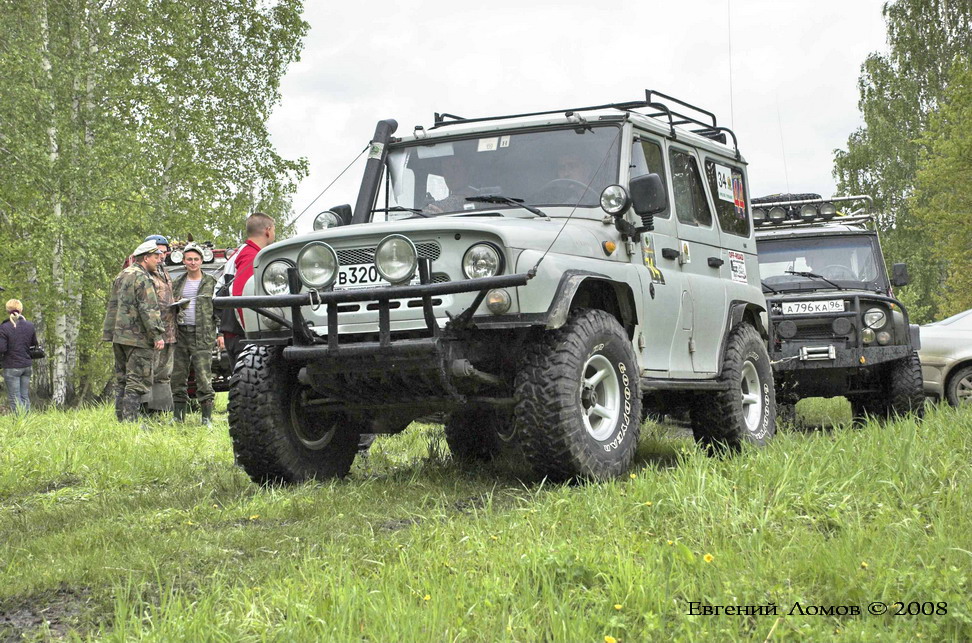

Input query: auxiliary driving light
[862,328,876,344]
[877,331,892,345]
[375,235,418,284]
[819,202,837,220]
[600,185,630,215]
[800,204,817,221]
[752,208,767,225]
[296,242,339,289]
[768,206,787,224]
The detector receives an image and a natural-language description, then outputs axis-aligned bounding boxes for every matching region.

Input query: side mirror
[629,173,667,231]
[329,204,353,226]
[891,262,910,287]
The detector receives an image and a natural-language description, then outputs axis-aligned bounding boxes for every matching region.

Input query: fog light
[777,320,797,339]
[877,331,891,345]
[862,328,876,344]
[832,317,852,335]
[263,307,285,331]
[485,289,511,314]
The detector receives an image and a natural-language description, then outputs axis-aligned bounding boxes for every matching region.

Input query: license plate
[782,300,845,315]
[333,264,420,290]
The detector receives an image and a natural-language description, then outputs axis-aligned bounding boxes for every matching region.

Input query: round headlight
[169,249,184,264]
[752,208,767,225]
[819,202,837,220]
[799,204,817,221]
[296,242,339,289]
[599,185,630,215]
[863,307,887,329]
[313,211,342,231]
[262,260,292,296]
[375,235,417,284]
[201,247,215,262]
[463,243,502,279]
[768,206,787,224]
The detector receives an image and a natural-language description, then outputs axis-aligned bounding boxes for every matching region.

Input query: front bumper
[771,343,913,371]
[213,264,532,356]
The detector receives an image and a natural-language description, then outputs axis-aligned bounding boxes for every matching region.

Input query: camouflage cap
[182,242,204,258]
[133,240,164,257]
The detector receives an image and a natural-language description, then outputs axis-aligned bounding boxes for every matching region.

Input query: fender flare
[544,270,638,332]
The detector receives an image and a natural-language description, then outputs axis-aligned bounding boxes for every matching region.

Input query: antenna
[775,95,791,194]
[727,0,735,129]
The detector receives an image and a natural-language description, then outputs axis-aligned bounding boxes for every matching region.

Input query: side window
[704,160,750,237]
[669,149,712,227]
[629,137,669,219]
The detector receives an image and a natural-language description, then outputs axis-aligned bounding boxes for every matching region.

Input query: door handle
[707,257,724,268]
[661,247,680,260]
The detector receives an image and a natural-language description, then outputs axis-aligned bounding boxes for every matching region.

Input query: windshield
[932,308,972,328]
[757,235,887,292]
[380,125,621,216]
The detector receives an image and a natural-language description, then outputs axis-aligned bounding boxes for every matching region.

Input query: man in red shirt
[222,212,275,365]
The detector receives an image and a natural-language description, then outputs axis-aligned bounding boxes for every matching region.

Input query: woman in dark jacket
[0,299,39,413]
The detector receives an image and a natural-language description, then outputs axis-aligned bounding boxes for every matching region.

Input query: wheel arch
[944,358,972,394]
[715,301,768,377]
[544,270,638,338]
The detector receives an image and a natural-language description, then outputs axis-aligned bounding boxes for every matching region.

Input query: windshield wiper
[374,205,430,218]
[761,280,780,294]
[466,195,550,219]
[784,269,845,290]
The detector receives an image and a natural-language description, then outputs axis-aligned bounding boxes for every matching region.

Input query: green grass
[1,397,970,641]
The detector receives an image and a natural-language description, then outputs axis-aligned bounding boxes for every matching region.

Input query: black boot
[114,388,125,422]
[200,401,213,427]
[121,392,143,423]
[173,402,187,422]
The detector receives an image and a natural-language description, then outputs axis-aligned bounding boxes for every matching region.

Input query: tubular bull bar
[213,259,532,358]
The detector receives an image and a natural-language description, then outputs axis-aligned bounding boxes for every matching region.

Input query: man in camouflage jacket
[144,234,177,413]
[170,243,223,426]
[103,241,165,422]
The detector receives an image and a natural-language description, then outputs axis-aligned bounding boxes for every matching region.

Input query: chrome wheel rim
[740,360,763,433]
[580,354,621,441]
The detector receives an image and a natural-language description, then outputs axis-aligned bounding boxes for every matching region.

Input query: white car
[919,308,972,406]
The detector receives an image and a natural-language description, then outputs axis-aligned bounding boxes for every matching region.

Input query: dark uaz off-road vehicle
[216,91,777,484]
[752,194,923,423]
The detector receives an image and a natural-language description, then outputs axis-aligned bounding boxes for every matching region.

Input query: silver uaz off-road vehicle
[753,194,923,423]
[216,91,776,483]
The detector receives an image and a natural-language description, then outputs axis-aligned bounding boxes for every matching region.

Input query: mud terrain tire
[513,309,641,481]
[228,345,363,484]
[886,351,925,420]
[691,323,775,451]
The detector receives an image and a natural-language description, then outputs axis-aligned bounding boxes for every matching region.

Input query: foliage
[0,1,308,402]
[0,401,970,640]
[833,0,972,323]
[912,61,972,316]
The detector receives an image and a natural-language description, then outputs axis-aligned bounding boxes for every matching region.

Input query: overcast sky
[267,0,890,232]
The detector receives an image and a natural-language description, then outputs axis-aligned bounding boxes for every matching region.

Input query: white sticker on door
[728,250,747,283]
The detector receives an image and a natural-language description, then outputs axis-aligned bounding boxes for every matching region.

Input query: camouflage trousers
[170,325,215,404]
[113,344,155,396]
[142,342,174,411]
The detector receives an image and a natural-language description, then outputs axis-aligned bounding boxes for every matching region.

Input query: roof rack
[430,90,740,159]
[752,195,875,229]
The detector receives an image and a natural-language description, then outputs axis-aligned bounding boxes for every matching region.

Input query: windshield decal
[477,137,499,152]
